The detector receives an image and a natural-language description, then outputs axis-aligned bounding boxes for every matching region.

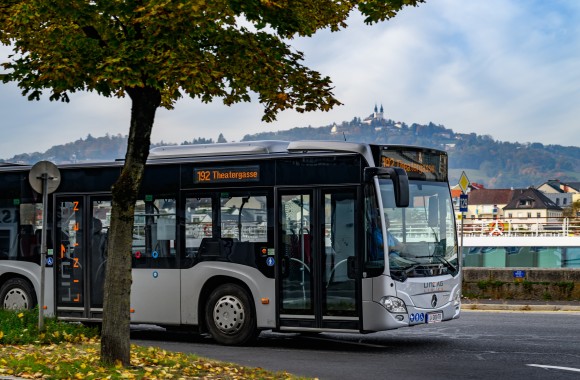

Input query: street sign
[513,270,526,278]
[458,171,470,194]
[28,161,60,331]
[459,194,468,212]
[29,161,61,194]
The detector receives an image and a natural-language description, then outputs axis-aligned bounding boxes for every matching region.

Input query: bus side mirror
[364,167,409,208]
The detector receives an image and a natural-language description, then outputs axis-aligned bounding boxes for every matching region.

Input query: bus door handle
[347,256,357,279]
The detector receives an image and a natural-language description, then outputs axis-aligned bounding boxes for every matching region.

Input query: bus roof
[149,140,290,158]
[149,140,376,164]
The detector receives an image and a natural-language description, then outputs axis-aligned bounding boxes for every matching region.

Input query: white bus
[0,140,461,344]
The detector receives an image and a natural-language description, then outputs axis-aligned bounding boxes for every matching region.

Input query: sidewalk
[461,298,580,312]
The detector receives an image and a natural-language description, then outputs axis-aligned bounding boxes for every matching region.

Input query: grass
[0,309,309,379]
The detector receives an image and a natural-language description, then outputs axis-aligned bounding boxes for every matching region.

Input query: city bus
[0,140,461,344]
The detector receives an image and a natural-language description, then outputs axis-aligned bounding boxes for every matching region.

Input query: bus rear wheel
[205,284,258,345]
[0,278,37,310]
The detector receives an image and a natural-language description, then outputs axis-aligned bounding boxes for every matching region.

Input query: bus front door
[55,195,111,321]
[278,188,359,331]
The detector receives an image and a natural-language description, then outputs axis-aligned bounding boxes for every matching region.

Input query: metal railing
[458,217,580,237]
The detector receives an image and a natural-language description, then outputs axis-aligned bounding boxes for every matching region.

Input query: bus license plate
[426,311,443,323]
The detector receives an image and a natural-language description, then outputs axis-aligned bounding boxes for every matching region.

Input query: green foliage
[0,308,99,345]
[563,200,580,218]
[477,280,504,290]
[0,0,424,123]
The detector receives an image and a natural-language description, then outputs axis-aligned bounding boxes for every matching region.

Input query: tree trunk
[100,86,161,366]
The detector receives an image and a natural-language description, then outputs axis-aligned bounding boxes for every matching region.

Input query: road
[131,311,580,380]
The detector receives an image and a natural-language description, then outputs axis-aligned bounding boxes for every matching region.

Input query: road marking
[527,364,580,373]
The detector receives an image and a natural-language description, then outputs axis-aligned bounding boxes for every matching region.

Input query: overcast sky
[2,0,579,159]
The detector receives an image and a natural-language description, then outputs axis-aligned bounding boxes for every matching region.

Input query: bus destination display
[194,166,260,184]
[380,149,448,181]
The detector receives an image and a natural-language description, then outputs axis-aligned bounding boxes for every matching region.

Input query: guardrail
[458,217,580,237]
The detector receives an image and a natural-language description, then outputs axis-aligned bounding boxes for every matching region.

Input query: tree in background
[217,133,228,143]
[563,200,580,219]
[1,0,425,365]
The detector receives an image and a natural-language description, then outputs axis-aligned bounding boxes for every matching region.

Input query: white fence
[458,217,580,237]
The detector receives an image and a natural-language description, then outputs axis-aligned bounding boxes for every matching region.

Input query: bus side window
[185,196,213,262]
[132,197,177,269]
[19,225,37,258]
[17,203,44,262]
[220,195,267,242]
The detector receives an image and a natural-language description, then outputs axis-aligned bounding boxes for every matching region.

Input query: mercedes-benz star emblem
[431,294,438,308]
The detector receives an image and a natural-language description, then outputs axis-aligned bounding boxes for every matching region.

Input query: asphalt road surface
[131,310,580,380]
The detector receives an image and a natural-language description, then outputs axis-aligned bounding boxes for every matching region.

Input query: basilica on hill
[362,104,385,124]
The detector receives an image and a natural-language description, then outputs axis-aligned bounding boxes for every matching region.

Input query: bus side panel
[131,269,181,324]
[0,262,40,307]
[180,262,276,329]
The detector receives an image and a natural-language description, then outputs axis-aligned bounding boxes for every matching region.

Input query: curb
[461,303,580,312]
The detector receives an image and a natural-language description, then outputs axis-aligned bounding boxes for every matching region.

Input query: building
[537,179,580,209]
[503,187,563,228]
[462,188,523,220]
[362,104,384,124]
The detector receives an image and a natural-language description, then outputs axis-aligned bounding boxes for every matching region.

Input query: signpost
[458,171,471,262]
[29,161,61,331]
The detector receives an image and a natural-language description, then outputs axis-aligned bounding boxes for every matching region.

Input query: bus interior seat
[19,225,37,258]
[198,237,235,261]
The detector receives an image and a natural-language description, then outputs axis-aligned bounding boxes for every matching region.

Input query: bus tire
[205,283,258,345]
[0,278,37,310]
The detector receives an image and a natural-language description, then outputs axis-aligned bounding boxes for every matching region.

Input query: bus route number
[197,170,211,182]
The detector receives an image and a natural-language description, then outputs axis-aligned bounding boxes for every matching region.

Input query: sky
[2,0,580,159]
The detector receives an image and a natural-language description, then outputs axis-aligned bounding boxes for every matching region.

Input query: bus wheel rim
[213,295,245,335]
[4,288,29,310]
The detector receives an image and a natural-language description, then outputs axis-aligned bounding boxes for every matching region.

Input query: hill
[240,118,580,188]
[2,118,579,189]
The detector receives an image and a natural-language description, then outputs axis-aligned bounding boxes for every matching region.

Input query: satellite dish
[29,161,61,194]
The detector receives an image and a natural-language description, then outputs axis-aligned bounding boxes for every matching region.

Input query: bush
[0,308,99,345]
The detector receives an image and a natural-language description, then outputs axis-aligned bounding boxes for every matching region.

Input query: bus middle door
[278,188,360,332]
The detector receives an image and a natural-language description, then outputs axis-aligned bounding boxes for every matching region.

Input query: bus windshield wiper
[390,256,421,273]
[406,255,457,273]
[434,255,457,273]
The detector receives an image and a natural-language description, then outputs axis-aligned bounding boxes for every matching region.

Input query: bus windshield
[377,180,458,281]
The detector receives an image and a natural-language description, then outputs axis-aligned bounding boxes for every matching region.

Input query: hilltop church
[362,104,385,124]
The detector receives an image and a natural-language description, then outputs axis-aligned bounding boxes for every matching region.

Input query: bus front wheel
[205,284,258,345]
[0,278,37,310]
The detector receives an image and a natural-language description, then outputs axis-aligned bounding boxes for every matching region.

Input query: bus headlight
[379,296,407,313]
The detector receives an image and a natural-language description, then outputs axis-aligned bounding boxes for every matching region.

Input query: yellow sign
[458,171,470,194]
